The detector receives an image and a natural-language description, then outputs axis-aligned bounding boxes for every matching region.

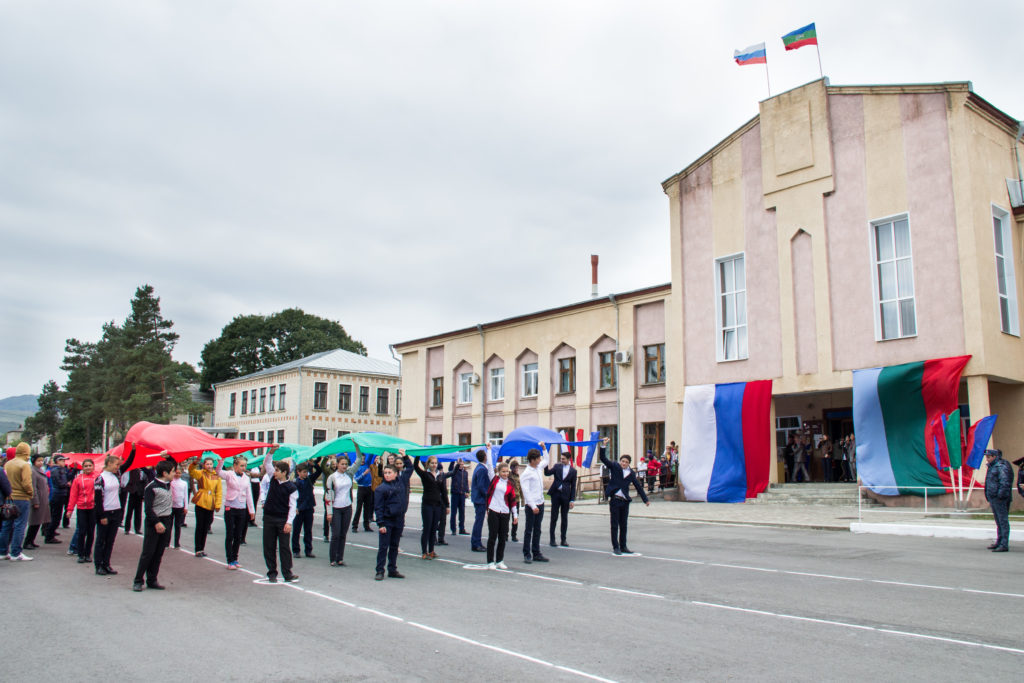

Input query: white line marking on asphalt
[598,586,664,600]
[785,571,862,581]
[962,588,1024,599]
[305,590,355,607]
[873,580,955,591]
[358,607,404,622]
[709,563,778,573]
[643,555,703,565]
[406,621,617,683]
[691,601,1024,655]
[516,573,583,585]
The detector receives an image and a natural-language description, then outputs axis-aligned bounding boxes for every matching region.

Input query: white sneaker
[1,554,8,560]
[487,562,497,570]
[496,561,508,570]
[11,553,33,561]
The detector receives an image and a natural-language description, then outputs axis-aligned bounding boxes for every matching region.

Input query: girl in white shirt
[169,466,188,548]
[325,451,363,566]
[485,462,518,570]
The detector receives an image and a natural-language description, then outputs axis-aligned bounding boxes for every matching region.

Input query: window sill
[716,356,747,363]
[876,334,917,342]
[486,397,505,403]
[1000,329,1021,338]
[520,395,538,400]
[642,381,666,387]
[312,408,328,412]
[596,386,616,392]
[555,391,576,396]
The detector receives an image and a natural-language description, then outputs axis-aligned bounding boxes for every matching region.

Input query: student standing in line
[351,456,374,533]
[65,458,98,563]
[122,465,152,536]
[169,465,188,549]
[469,449,493,552]
[435,460,450,547]
[320,456,336,543]
[373,464,405,580]
[187,456,223,557]
[44,454,71,543]
[291,460,322,558]
[325,449,363,567]
[132,459,175,592]
[447,459,469,536]
[219,455,255,570]
[544,448,577,547]
[519,448,548,564]
[598,437,650,555]
[257,458,298,583]
[93,448,138,576]
[414,455,448,559]
[645,454,660,493]
[485,461,517,569]
[22,455,51,550]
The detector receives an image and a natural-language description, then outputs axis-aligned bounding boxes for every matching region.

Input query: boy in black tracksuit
[291,461,321,558]
[374,464,407,580]
[133,460,175,591]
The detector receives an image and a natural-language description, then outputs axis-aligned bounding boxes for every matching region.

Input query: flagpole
[964,470,977,508]
[765,60,772,98]
[815,42,823,79]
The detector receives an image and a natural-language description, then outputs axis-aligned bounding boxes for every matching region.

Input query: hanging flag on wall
[781,23,818,50]
[679,380,773,503]
[733,42,767,66]
[853,355,970,495]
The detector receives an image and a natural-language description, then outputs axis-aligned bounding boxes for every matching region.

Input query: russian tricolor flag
[733,42,767,66]
[679,380,773,503]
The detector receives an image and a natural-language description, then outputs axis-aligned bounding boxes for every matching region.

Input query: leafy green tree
[199,308,366,390]
[22,380,64,454]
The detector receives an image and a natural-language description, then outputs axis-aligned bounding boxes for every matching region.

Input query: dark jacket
[0,468,11,500]
[599,448,649,504]
[125,467,152,496]
[470,461,490,505]
[544,461,577,501]
[48,465,71,500]
[396,457,414,515]
[143,478,173,522]
[985,455,1013,502]
[414,458,448,507]
[294,463,322,511]
[1017,466,1024,499]
[448,462,469,497]
[374,479,405,523]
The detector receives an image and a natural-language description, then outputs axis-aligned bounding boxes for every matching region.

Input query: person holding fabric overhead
[469,448,494,552]
[187,455,223,558]
[413,454,449,559]
[325,446,363,566]
[218,455,255,570]
[544,447,577,547]
[448,459,469,536]
[519,447,547,564]
[351,456,374,533]
[599,437,649,555]
[373,463,405,581]
[484,461,517,569]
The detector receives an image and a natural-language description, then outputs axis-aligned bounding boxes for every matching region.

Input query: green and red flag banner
[781,23,817,50]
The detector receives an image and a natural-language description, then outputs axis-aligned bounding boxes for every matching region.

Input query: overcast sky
[2,1,1022,398]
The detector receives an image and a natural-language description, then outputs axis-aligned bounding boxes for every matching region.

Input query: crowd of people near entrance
[0,437,652,589]
[779,430,858,483]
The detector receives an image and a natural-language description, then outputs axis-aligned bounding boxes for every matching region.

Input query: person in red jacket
[645,454,661,493]
[66,458,99,564]
[484,462,518,570]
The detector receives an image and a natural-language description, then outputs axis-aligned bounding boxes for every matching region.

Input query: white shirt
[615,467,632,499]
[170,479,188,508]
[100,471,122,511]
[488,478,511,514]
[326,471,354,508]
[520,463,545,507]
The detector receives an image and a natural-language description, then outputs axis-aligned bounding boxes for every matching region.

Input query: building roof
[661,79,1021,190]
[216,348,399,386]
[393,282,671,350]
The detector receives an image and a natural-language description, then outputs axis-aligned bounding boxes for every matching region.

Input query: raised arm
[598,438,614,469]
[119,445,139,475]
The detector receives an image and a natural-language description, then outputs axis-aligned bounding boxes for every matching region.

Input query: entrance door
[642,422,665,458]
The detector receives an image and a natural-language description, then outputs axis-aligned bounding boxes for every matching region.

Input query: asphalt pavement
[2,503,1021,682]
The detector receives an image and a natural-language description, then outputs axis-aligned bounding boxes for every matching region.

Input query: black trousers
[194,506,214,552]
[486,511,510,564]
[549,493,571,544]
[224,508,248,563]
[376,519,403,573]
[171,508,185,547]
[45,497,67,539]
[609,497,630,550]
[420,503,442,554]
[262,515,293,580]
[94,509,123,569]
[436,502,447,542]
[134,516,171,585]
[322,497,331,539]
[24,524,40,546]
[291,508,314,554]
[991,497,1011,549]
[329,506,352,563]
[76,508,96,559]
[353,487,374,530]
[523,504,544,558]
[124,492,144,533]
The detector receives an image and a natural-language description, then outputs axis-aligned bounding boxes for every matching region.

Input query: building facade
[212,349,401,447]
[393,285,671,463]
[662,79,1024,475]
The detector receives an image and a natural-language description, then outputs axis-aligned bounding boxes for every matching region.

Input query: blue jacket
[374,479,405,523]
[471,462,490,504]
[397,457,414,515]
[354,466,371,488]
[448,462,469,497]
[293,463,322,512]
[985,455,1013,502]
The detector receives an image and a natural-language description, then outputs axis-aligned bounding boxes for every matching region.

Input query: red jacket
[67,472,98,513]
[646,458,661,476]
[486,475,518,516]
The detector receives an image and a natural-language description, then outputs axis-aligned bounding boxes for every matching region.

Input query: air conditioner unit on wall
[614,349,632,365]
[469,373,481,385]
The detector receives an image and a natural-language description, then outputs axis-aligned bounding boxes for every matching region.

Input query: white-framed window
[487,431,504,446]
[598,351,616,389]
[643,344,666,384]
[775,415,802,448]
[278,384,286,410]
[228,392,236,417]
[313,382,328,410]
[458,372,473,405]
[522,362,538,397]
[376,388,389,414]
[993,205,1019,336]
[557,357,576,393]
[489,367,505,401]
[715,253,748,361]
[312,429,326,446]
[269,386,276,412]
[259,387,266,413]
[871,215,916,340]
[240,391,248,415]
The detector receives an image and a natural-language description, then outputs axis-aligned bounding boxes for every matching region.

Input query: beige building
[212,349,401,446]
[662,79,1024,476]
[169,384,215,429]
[393,284,671,462]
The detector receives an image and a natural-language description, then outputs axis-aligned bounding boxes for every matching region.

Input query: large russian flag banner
[853,355,970,495]
[679,380,773,503]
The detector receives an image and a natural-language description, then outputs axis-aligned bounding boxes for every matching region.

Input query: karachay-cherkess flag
[781,23,817,50]
[853,355,970,495]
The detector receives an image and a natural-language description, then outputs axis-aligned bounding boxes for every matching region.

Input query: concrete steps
[749,483,881,507]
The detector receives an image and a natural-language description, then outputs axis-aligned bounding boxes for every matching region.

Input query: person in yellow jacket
[187,456,223,557]
[1,442,34,561]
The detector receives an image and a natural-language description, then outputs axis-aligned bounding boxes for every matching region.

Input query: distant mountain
[0,395,38,413]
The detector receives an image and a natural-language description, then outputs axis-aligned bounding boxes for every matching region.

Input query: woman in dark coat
[23,455,52,549]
